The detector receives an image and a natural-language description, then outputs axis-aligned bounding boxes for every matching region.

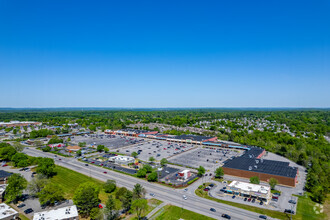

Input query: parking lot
[83,155,137,175]
[117,140,196,161]
[169,147,243,170]
[210,180,298,213]
[72,134,144,150]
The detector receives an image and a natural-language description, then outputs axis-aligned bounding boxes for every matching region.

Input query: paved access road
[23,148,267,220]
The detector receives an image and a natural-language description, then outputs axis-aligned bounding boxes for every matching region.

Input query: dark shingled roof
[241,147,265,158]
[223,157,298,178]
[0,170,12,179]
[173,134,215,142]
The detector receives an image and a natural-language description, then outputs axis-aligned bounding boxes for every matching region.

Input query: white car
[183,195,187,200]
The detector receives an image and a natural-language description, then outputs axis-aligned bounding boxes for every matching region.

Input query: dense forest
[0,109,329,203]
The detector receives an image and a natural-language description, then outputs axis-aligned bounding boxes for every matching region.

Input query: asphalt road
[23,148,267,220]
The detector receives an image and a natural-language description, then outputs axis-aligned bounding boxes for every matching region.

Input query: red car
[2,164,8,167]
[91,161,95,164]
[100,164,103,166]
[103,171,107,174]
[98,204,103,208]
[59,158,62,160]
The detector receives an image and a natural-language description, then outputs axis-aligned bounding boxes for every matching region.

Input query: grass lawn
[51,165,115,203]
[151,204,215,220]
[294,194,327,220]
[128,198,163,220]
[196,185,328,220]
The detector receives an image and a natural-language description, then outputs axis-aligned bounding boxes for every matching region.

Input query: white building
[178,170,191,180]
[33,205,78,220]
[0,185,7,201]
[0,203,18,220]
[228,181,271,203]
[109,156,135,165]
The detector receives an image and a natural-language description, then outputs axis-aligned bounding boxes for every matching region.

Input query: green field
[152,204,215,220]
[195,185,327,220]
[51,165,163,216]
[294,194,327,220]
[51,165,113,203]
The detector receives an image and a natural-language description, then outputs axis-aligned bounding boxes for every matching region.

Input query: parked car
[284,209,295,214]
[204,188,209,191]
[221,214,231,219]
[150,193,155,197]
[24,208,34,214]
[232,195,236,199]
[98,204,103,208]
[17,203,26,208]
[259,201,264,205]
[252,198,256,203]
[248,198,252,202]
[288,200,296,204]
[244,198,247,201]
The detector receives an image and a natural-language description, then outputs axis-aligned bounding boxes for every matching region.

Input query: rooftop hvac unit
[255,160,259,164]
[248,166,252,171]
[254,165,258,169]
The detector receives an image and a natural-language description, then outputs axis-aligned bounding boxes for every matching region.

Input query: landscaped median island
[195,183,327,220]
[150,204,215,220]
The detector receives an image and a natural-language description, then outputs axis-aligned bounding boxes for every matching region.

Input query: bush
[104,180,116,193]
[187,177,199,185]
[136,169,147,178]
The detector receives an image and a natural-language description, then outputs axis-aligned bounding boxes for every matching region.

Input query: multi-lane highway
[23,148,268,220]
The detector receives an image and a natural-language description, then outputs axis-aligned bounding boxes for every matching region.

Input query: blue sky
[0,0,329,108]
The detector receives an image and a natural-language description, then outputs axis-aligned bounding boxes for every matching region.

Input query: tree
[147,172,158,182]
[136,169,147,178]
[105,195,119,220]
[0,146,16,161]
[215,167,224,178]
[104,180,116,193]
[38,183,64,205]
[197,166,206,177]
[27,174,50,197]
[269,178,278,189]
[131,199,148,220]
[97,145,104,152]
[11,153,29,167]
[79,142,86,148]
[48,136,63,144]
[42,146,51,152]
[132,184,146,200]
[36,158,56,177]
[76,150,82,156]
[73,182,100,217]
[33,140,43,148]
[149,157,155,163]
[143,164,152,173]
[90,207,102,220]
[131,152,138,158]
[160,158,168,167]
[115,187,127,200]
[5,173,27,203]
[250,176,260,184]
[121,190,133,212]
[12,142,25,152]
[104,147,109,153]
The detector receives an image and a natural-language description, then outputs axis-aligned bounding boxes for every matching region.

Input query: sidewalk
[146,202,167,219]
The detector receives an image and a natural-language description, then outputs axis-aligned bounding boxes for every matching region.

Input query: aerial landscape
[0,1,329,220]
